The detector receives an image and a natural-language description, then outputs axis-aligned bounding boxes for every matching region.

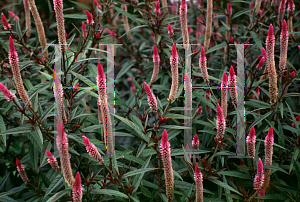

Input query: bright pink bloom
[96,62,106,92]
[194,163,203,202]
[192,134,199,149]
[244,41,250,49]
[258,189,265,202]
[180,0,189,48]
[160,129,174,201]
[256,56,265,70]
[216,103,226,142]
[292,115,300,128]
[82,21,87,38]
[16,158,28,183]
[144,82,157,113]
[0,82,15,102]
[154,1,161,15]
[86,10,94,25]
[227,2,232,17]
[253,158,264,190]
[264,126,274,166]
[8,11,19,21]
[94,0,101,9]
[246,127,256,158]
[221,72,228,118]
[73,172,82,202]
[196,106,202,115]
[1,13,11,30]
[150,45,160,84]
[279,19,288,72]
[278,0,286,26]
[168,24,174,38]
[82,136,104,164]
[228,66,237,105]
[46,150,59,171]
[199,47,209,84]
[168,44,178,102]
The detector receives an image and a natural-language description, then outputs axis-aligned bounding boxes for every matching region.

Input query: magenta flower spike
[192,134,199,150]
[292,115,300,128]
[228,66,237,105]
[160,129,174,201]
[278,0,286,27]
[216,103,226,142]
[97,62,106,101]
[221,72,228,118]
[82,136,104,165]
[227,2,232,18]
[8,11,19,21]
[258,189,265,202]
[279,19,289,72]
[53,0,67,52]
[73,172,82,202]
[54,72,67,125]
[256,56,265,70]
[262,47,267,60]
[16,158,29,183]
[246,127,256,158]
[144,82,157,113]
[264,126,274,166]
[150,45,160,84]
[168,44,178,102]
[1,13,11,30]
[199,47,209,84]
[86,10,94,25]
[154,1,161,15]
[253,158,264,190]
[82,21,87,38]
[194,163,203,202]
[196,106,202,115]
[180,0,189,49]
[0,82,15,102]
[46,150,59,172]
[168,24,174,38]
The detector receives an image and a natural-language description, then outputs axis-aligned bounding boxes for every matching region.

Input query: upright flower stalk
[1,13,11,30]
[204,0,213,51]
[160,129,174,201]
[53,71,68,125]
[0,82,15,102]
[53,0,67,53]
[258,189,265,202]
[199,47,209,85]
[150,45,160,84]
[16,158,29,183]
[23,0,31,38]
[216,103,225,142]
[287,0,295,36]
[46,150,59,172]
[192,134,199,149]
[9,37,31,108]
[56,119,75,187]
[278,0,286,28]
[194,163,203,202]
[96,62,113,156]
[228,66,237,105]
[82,136,104,165]
[28,0,48,62]
[86,10,94,25]
[221,72,228,118]
[73,172,82,202]
[253,158,264,190]
[122,5,132,42]
[279,20,288,72]
[144,82,157,114]
[266,24,278,106]
[168,44,178,102]
[263,126,274,188]
[246,126,256,158]
[180,0,189,49]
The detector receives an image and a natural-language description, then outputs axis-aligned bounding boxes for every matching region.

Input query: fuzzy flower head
[73,172,82,202]
[46,150,59,171]
[228,66,237,106]
[194,163,202,181]
[82,136,104,165]
[154,1,161,15]
[196,106,202,115]
[168,43,178,102]
[216,103,226,142]
[264,126,274,166]
[144,82,157,113]
[199,47,209,84]
[0,82,15,102]
[1,13,11,30]
[16,158,29,183]
[86,10,94,25]
[192,134,199,149]
[168,24,174,38]
[221,72,228,88]
[153,45,159,62]
[253,158,264,190]
[8,11,19,21]
[246,126,256,158]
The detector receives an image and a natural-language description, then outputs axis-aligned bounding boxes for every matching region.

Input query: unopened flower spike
[168,44,178,102]
[144,82,157,114]
[199,47,209,84]
[180,0,189,49]
[73,172,82,202]
[253,158,264,190]
[16,158,29,183]
[246,126,256,158]
[168,24,174,38]
[46,150,59,172]
[1,13,11,30]
[216,103,226,142]
[53,0,67,52]
[194,163,203,202]
[0,82,15,102]
[228,66,237,105]
[86,10,94,25]
[150,45,160,84]
[221,72,228,118]
[192,134,199,149]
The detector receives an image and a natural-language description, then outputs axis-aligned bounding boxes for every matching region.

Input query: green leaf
[246,99,270,109]
[121,168,157,179]
[113,6,144,24]
[90,189,129,199]
[64,14,87,19]
[0,115,6,146]
[43,175,64,199]
[250,31,262,50]
[29,144,39,170]
[118,25,148,39]
[232,8,253,19]
[46,189,70,202]
[0,125,32,135]
[33,124,43,148]
[256,194,288,200]
[249,111,272,129]
[69,0,90,10]
[70,71,96,87]
[218,171,251,179]
[133,156,151,193]
[208,178,242,195]
[116,61,135,80]
[206,42,227,54]
[263,165,289,175]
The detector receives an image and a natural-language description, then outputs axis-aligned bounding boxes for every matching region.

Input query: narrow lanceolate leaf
[121,168,157,179]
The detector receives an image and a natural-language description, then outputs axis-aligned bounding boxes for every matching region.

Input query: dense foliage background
[0,0,300,201]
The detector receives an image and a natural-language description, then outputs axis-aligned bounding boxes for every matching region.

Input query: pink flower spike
[73,172,82,202]
[262,47,267,59]
[16,158,29,183]
[1,13,11,30]
[199,46,209,84]
[8,11,19,21]
[154,1,161,15]
[292,115,300,128]
[196,106,202,115]
[144,82,157,113]
[168,24,174,38]
[192,134,199,149]
[82,21,87,38]
[216,103,226,142]
[153,45,159,62]
[253,158,264,190]
[82,136,104,165]
[97,62,106,90]
[86,10,94,25]
[256,56,265,70]
[227,2,232,17]
[151,45,160,84]
[246,126,256,158]
[0,82,15,102]
[46,150,59,171]
[221,72,228,118]
[194,163,203,202]
[258,189,265,202]
[264,126,274,166]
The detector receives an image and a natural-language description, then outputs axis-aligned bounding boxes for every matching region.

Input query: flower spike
[246,127,256,158]
[144,82,157,113]
[168,44,178,102]
[192,134,199,149]
[1,13,11,30]
[150,45,160,84]
[86,10,94,25]
[73,172,82,202]
[253,158,264,190]
[46,150,59,172]
[0,82,15,102]
[216,103,226,142]
[221,72,228,118]
[194,163,203,202]
[228,66,237,105]
[16,158,29,183]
